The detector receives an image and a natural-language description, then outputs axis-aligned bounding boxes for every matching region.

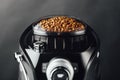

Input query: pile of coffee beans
[39,16,85,32]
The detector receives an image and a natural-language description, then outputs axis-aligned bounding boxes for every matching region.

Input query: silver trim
[33,24,47,35]
[63,39,65,49]
[80,47,94,67]
[50,67,70,80]
[46,58,74,80]
[33,42,40,53]
[54,38,57,49]
[15,52,29,80]
[25,49,40,68]
[97,52,100,58]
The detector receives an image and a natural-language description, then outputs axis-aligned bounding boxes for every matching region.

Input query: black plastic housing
[18,16,100,80]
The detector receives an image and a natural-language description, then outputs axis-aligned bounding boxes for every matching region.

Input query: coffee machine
[14,16,101,80]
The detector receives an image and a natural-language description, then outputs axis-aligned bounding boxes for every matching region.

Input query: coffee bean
[39,16,85,32]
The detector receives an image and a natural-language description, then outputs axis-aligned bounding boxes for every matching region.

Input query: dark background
[0,0,120,80]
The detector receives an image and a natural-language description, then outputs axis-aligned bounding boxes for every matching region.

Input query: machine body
[15,16,101,80]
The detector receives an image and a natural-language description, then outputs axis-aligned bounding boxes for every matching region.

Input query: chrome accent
[33,42,40,53]
[33,24,47,35]
[63,39,65,49]
[80,47,94,67]
[97,52,100,58]
[14,52,29,80]
[54,38,57,49]
[50,67,70,80]
[46,58,74,80]
[33,41,45,53]
[25,49,40,68]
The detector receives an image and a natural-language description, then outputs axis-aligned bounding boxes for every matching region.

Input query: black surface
[0,0,120,80]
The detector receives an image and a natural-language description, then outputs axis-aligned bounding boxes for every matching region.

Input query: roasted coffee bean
[39,16,85,32]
